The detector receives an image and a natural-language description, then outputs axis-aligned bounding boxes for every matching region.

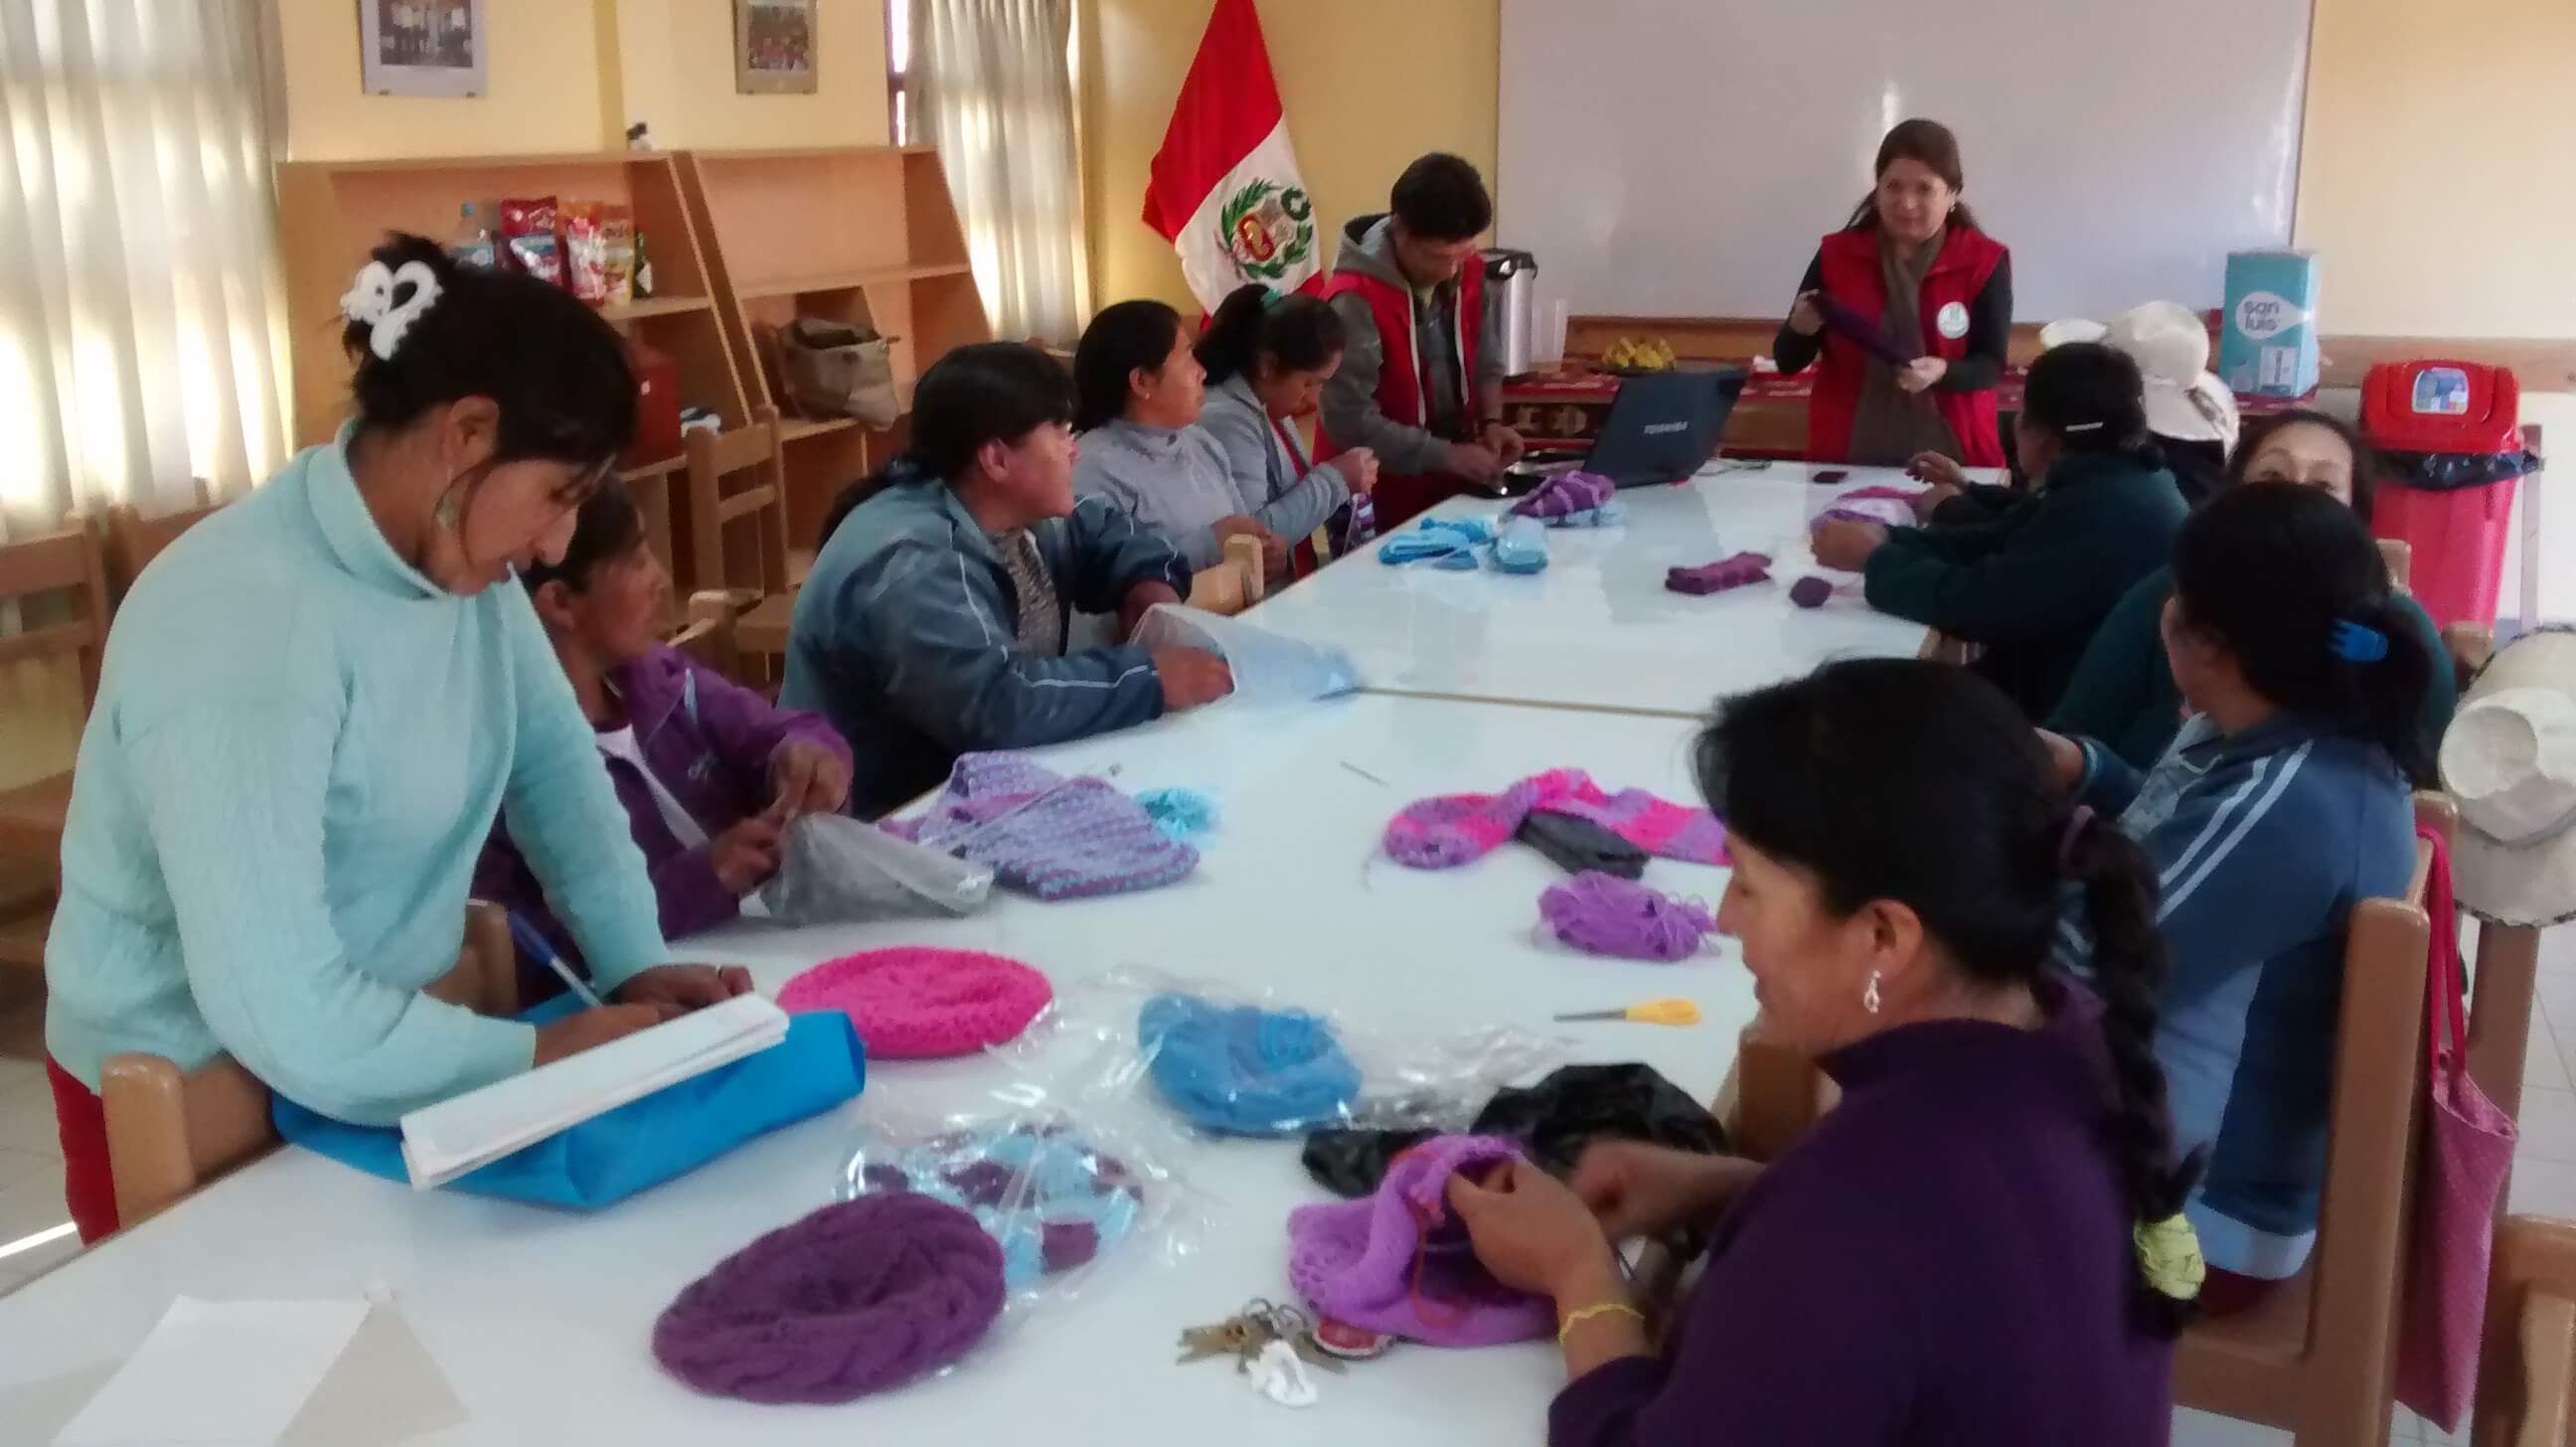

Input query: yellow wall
[279,0,613,160]
[278,0,888,161]
[2295,0,2576,338]
[1080,0,1499,312]
[2296,0,2576,618]
[617,0,889,152]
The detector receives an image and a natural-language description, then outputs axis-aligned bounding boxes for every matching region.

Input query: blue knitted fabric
[1138,994,1362,1136]
[1136,787,1218,843]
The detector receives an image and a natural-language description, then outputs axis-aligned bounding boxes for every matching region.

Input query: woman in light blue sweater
[43,235,746,1242]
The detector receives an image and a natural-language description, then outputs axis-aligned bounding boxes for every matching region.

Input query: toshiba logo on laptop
[1643,420,1689,435]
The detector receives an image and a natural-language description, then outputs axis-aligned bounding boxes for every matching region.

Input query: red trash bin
[2360,360,2539,630]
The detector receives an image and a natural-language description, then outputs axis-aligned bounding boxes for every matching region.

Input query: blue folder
[273,999,866,1210]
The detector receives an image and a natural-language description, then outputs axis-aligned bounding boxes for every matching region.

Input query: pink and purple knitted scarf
[1383,768,1726,871]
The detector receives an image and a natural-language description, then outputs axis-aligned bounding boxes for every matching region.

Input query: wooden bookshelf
[274,151,753,591]
[680,146,992,551]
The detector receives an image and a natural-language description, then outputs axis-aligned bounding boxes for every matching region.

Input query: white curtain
[910,0,1088,347]
[0,0,289,539]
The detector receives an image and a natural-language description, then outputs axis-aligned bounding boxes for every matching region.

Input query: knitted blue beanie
[1138,994,1362,1136]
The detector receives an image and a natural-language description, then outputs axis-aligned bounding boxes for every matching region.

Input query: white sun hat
[2441,625,2576,926]
[2040,301,2239,450]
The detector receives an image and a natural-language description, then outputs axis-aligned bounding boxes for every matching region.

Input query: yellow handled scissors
[1551,999,1702,1028]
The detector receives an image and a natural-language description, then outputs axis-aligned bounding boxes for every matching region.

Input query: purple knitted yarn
[1665,553,1772,596]
[1286,1134,1553,1347]
[1539,872,1718,962]
[1789,575,1835,609]
[653,1194,1007,1403]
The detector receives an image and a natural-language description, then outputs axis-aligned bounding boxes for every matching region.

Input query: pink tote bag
[2395,827,2518,1431]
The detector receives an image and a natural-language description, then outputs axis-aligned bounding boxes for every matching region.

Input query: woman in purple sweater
[474,482,852,991]
[1447,659,2199,1445]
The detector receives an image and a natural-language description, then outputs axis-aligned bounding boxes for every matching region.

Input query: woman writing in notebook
[1773,118,2012,468]
[43,236,745,1243]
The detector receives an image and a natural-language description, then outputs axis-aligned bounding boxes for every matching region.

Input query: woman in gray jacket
[1072,300,1295,580]
[1195,284,1378,575]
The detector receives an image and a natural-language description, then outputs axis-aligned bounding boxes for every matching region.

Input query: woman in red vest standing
[1774,119,2012,468]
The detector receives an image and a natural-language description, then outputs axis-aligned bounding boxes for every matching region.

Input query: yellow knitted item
[2135,1212,2206,1301]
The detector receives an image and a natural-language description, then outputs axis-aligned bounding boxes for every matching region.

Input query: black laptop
[1501,367,1747,492]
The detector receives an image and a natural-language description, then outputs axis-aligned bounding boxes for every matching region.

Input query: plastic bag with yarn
[998,967,1569,1140]
[1129,602,1362,706]
[757,812,994,924]
[835,1094,1208,1332]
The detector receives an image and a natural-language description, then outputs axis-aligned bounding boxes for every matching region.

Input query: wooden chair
[671,590,743,678]
[99,902,521,1228]
[101,494,220,606]
[2172,803,2446,1444]
[681,408,794,600]
[2380,537,2415,591]
[0,515,111,967]
[2475,1215,2576,1446]
[1185,535,1268,616]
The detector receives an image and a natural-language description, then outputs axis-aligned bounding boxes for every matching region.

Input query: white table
[1248,461,1971,718]
[0,695,1756,1445]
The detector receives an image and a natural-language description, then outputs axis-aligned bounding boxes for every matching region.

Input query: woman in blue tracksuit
[2043,483,2434,1311]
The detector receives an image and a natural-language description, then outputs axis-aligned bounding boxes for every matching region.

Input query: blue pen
[506,911,604,1010]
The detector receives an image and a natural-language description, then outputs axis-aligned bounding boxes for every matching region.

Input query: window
[887,0,912,145]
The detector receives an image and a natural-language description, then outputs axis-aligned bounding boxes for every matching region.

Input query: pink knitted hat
[778,948,1053,1060]
[1285,1134,1554,1348]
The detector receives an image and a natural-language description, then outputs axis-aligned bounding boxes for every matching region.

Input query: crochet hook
[1552,999,1702,1028]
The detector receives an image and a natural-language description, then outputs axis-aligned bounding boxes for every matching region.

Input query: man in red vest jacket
[1318,153,1522,528]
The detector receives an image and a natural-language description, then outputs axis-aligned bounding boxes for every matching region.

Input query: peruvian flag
[1141,0,1320,313]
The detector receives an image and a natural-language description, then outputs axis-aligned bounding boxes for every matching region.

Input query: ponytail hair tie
[2327,619,2390,664]
[2060,420,2107,433]
[339,258,442,361]
[2134,1211,2206,1303]
[2057,805,2095,869]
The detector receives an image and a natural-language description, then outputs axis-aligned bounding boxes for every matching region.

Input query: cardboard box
[2219,249,2323,398]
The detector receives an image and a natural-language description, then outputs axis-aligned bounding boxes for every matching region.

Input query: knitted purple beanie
[899,753,1199,901]
[1286,1134,1553,1348]
[778,947,1053,1059]
[653,1194,1007,1402]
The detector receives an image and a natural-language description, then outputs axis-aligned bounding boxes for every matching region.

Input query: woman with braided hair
[2043,481,2431,1314]
[1446,658,2193,1446]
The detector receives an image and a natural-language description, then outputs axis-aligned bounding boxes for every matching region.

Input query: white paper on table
[398,992,788,1188]
[54,1297,369,1446]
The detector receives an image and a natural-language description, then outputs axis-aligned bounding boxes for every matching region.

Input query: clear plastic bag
[835,1097,1208,1328]
[756,813,994,924]
[1130,603,1361,705]
[1000,967,1568,1139]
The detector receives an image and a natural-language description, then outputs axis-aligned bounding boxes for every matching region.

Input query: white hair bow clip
[338,258,442,361]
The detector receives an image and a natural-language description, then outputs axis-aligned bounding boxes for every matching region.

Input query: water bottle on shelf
[451,203,496,270]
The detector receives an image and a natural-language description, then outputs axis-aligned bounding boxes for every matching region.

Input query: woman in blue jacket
[783,343,1233,817]
[2045,483,2434,1309]
[44,236,744,1242]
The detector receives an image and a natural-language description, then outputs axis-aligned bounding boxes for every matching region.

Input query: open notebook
[399,994,789,1189]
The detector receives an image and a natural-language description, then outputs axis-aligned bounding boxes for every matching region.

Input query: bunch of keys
[1177,1299,1348,1408]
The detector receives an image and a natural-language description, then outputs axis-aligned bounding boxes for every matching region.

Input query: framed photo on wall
[735,0,820,94]
[358,0,487,97]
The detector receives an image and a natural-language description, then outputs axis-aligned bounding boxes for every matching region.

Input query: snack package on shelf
[599,204,636,305]
[562,201,608,304]
[498,196,564,287]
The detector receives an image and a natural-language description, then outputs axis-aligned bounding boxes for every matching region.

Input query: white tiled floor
[0,926,2572,1438]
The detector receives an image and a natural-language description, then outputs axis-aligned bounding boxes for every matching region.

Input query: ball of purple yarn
[1790,575,1834,609]
[653,1194,1007,1403]
[1539,872,1717,962]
